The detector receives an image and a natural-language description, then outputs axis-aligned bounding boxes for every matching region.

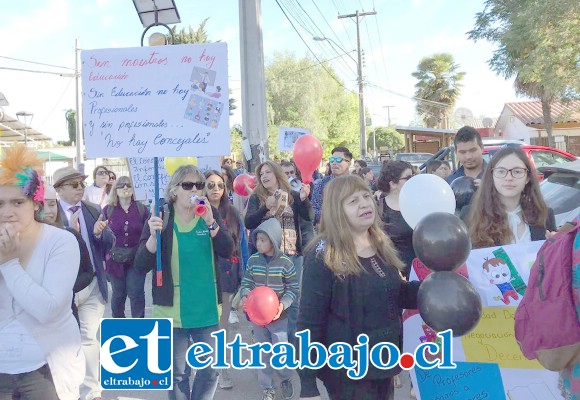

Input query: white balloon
[399,174,456,229]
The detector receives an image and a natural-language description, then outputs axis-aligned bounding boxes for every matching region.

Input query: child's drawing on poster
[184,94,224,128]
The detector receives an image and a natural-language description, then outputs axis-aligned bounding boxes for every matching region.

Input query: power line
[366,81,449,108]
[274,0,356,94]
[0,66,76,78]
[0,55,75,71]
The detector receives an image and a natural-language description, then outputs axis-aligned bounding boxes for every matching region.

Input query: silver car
[538,160,580,228]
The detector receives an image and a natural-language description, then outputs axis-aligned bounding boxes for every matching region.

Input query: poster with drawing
[404,241,563,400]
[278,127,309,151]
[128,156,222,201]
[81,43,230,158]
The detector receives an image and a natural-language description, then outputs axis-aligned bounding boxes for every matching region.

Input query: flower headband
[0,144,45,204]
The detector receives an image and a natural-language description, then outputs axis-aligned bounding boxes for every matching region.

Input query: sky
[0,0,526,143]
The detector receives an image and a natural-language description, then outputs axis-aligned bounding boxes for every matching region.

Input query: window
[531,150,574,168]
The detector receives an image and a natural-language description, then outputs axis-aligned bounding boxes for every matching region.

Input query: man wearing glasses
[311,146,353,225]
[53,166,114,400]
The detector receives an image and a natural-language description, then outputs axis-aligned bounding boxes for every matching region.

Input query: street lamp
[132,0,180,46]
[16,111,34,145]
[314,36,367,157]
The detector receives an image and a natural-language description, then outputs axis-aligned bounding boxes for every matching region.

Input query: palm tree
[168,18,210,44]
[412,53,465,128]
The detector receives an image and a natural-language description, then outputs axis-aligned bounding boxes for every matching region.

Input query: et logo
[100,318,172,390]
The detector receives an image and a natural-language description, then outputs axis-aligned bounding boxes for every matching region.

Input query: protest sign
[404,241,562,399]
[278,127,309,151]
[81,43,230,158]
[128,156,222,201]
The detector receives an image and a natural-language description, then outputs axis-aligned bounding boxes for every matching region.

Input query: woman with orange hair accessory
[0,144,85,400]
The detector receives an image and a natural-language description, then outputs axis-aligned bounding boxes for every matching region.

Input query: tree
[367,126,404,155]
[412,53,465,129]
[265,52,360,160]
[468,0,580,147]
[57,109,76,146]
[168,18,210,44]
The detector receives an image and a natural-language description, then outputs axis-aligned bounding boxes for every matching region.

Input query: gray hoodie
[241,218,299,311]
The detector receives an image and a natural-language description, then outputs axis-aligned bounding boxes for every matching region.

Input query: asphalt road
[101,273,413,400]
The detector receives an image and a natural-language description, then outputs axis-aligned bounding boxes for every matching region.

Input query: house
[495,100,580,154]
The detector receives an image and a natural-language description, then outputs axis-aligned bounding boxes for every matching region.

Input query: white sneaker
[229,310,239,324]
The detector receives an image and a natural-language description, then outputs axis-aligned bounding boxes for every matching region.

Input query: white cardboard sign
[81,43,230,158]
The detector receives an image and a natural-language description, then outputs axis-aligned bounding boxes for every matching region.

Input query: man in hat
[53,166,114,400]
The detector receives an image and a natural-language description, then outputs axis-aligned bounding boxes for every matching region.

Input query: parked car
[395,152,434,168]
[538,160,580,228]
[483,144,577,180]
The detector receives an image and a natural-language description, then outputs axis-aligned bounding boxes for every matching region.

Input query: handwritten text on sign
[81,44,230,158]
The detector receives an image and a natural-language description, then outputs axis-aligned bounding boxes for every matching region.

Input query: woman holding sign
[135,165,234,400]
[244,160,313,346]
[464,146,556,248]
[298,175,420,400]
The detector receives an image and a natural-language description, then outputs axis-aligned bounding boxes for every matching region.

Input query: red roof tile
[505,100,580,126]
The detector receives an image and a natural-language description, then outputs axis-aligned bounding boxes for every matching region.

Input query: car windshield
[540,172,580,215]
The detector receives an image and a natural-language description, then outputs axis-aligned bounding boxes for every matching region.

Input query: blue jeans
[0,364,59,400]
[252,318,293,389]
[287,255,303,348]
[170,325,219,400]
[109,265,146,318]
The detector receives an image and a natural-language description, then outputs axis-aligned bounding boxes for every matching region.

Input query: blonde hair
[108,176,134,206]
[307,175,404,276]
[253,161,294,206]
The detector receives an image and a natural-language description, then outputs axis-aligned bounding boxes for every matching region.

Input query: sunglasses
[180,181,205,191]
[96,170,109,176]
[63,181,86,189]
[398,174,414,182]
[329,157,350,163]
[116,183,133,189]
[207,182,225,190]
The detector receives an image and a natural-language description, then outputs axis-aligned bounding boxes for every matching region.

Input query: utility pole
[339,10,376,158]
[239,0,268,172]
[383,105,395,126]
[75,38,84,172]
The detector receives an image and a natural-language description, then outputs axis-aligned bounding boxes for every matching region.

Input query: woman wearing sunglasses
[83,165,110,207]
[204,170,250,389]
[244,160,313,347]
[135,165,233,400]
[464,146,556,249]
[102,176,150,319]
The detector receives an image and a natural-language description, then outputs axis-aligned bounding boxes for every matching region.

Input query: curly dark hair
[377,161,413,193]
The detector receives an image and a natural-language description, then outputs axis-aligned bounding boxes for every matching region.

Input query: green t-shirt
[153,216,218,328]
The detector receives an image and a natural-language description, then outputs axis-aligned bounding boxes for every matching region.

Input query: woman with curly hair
[0,145,84,400]
[464,146,556,248]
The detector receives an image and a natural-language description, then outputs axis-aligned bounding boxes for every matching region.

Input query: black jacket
[297,243,420,397]
[134,203,234,307]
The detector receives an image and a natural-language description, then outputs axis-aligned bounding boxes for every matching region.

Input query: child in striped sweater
[240,217,299,400]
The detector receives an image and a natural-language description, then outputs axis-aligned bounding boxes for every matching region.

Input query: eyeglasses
[207,182,225,190]
[398,175,414,182]
[62,181,86,189]
[284,171,296,176]
[180,181,205,190]
[492,167,528,179]
[116,183,133,189]
[329,157,350,164]
[96,170,109,176]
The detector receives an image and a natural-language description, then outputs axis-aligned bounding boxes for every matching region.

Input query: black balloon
[413,212,471,272]
[418,271,482,336]
[450,176,476,210]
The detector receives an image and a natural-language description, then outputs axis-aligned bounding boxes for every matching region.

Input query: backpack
[514,218,580,371]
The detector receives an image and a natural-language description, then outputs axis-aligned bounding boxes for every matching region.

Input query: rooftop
[505,100,580,126]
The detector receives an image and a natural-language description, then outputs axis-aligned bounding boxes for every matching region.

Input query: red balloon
[293,135,323,184]
[233,173,256,196]
[244,286,280,326]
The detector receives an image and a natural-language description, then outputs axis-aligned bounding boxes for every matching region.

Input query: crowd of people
[0,123,575,400]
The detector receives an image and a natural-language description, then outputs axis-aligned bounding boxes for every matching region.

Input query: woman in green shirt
[135,165,233,400]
